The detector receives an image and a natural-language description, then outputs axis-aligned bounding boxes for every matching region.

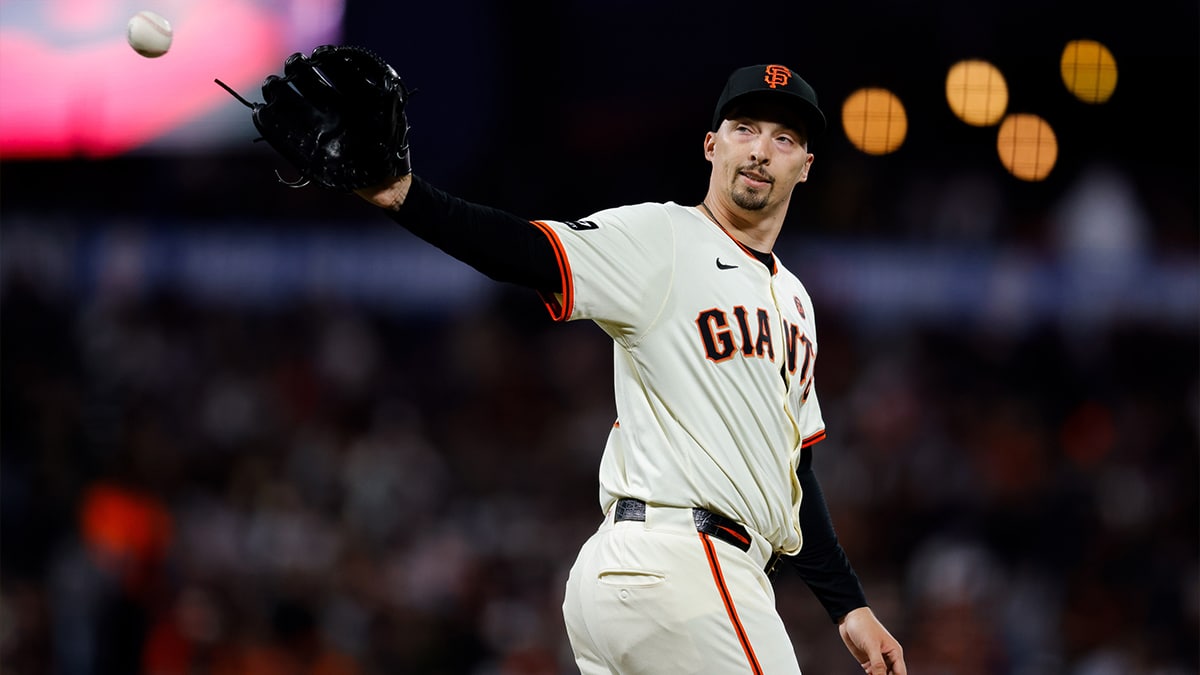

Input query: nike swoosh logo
[715,257,738,270]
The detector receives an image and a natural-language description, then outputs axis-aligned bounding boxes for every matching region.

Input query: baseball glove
[215,45,413,191]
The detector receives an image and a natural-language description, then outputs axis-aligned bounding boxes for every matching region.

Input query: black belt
[614,498,753,553]
[615,499,784,575]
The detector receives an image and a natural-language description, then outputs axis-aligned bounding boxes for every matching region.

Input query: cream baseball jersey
[532,202,825,555]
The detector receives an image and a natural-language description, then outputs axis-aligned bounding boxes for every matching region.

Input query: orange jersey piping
[701,210,777,275]
[529,220,573,322]
[801,429,827,448]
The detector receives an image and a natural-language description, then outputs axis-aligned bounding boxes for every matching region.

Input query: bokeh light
[945,59,1009,126]
[996,113,1058,181]
[1061,39,1118,103]
[841,87,908,155]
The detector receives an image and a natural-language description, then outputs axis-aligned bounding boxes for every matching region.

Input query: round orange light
[841,87,908,155]
[946,59,1009,126]
[1061,39,1118,103]
[996,113,1058,181]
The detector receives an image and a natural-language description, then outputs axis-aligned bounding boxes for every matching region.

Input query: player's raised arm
[217,46,562,292]
[369,173,563,293]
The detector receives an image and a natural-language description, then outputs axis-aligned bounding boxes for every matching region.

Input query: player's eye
[777,132,805,148]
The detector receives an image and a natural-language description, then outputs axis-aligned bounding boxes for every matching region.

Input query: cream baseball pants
[562,503,802,675]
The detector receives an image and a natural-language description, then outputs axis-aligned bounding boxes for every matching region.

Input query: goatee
[731,186,769,211]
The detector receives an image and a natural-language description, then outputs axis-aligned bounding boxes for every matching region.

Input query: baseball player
[355,64,906,674]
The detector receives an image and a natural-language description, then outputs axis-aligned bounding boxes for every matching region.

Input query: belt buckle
[764,552,783,577]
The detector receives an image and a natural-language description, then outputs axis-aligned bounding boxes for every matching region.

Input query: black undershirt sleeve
[788,446,870,623]
[381,174,562,292]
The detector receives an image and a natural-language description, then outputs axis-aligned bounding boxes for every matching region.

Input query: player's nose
[749,136,773,164]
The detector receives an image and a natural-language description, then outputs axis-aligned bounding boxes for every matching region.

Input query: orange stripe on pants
[700,532,764,675]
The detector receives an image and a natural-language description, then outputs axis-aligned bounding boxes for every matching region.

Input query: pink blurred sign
[0,0,344,158]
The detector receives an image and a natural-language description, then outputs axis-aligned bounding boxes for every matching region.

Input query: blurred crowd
[2,0,1197,670]
[1,232,1196,674]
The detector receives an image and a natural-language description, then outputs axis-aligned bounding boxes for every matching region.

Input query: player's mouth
[738,168,773,188]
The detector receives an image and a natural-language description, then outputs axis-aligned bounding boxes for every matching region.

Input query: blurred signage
[0,0,344,158]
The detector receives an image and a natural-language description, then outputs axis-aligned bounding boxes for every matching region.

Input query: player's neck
[699,197,782,253]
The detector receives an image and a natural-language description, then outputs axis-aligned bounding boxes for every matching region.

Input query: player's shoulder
[577,201,692,229]
[587,200,679,219]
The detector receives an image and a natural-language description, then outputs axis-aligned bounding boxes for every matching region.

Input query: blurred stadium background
[1,0,1197,673]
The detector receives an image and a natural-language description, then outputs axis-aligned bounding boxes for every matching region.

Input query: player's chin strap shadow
[213,78,311,189]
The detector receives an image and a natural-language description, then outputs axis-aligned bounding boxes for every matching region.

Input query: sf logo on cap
[764,65,792,88]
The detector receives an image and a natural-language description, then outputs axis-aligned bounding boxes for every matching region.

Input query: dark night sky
[342,0,1196,180]
[2,1,1196,248]
[333,1,1198,249]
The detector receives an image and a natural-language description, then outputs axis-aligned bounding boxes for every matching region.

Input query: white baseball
[127,10,173,58]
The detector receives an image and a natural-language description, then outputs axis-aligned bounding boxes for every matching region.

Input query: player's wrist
[355,174,413,211]
[835,604,872,625]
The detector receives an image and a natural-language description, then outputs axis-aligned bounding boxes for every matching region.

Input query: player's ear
[797,153,814,182]
[703,131,716,161]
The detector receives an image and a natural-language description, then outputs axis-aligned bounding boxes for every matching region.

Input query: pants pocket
[597,569,665,588]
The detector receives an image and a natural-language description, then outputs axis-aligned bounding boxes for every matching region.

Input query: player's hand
[837,606,906,675]
[354,174,413,211]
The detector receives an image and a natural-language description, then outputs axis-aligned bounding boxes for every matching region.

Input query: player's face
[707,106,814,212]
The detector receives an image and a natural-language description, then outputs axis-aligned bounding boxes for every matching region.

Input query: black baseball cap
[712,64,827,138]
